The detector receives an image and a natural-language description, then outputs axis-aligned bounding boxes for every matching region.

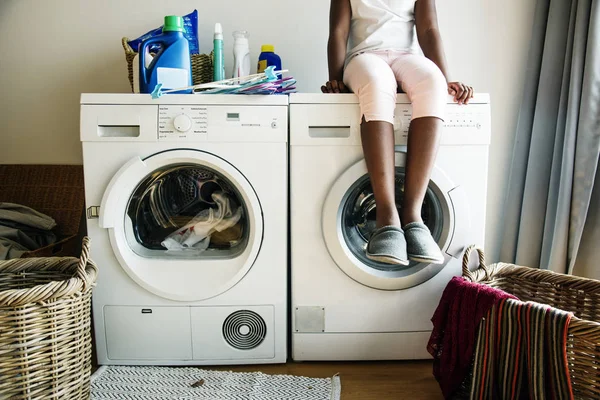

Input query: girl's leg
[390,54,447,263]
[361,119,398,227]
[390,54,447,226]
[344,53,399,228]
[402,117,443,224]
[344,53,409,265]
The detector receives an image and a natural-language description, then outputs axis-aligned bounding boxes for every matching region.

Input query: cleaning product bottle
[139,16,192,94]
[232,31,250,78]
[257,45,282,78]
[132,52,153,93]
[213,23,225,81]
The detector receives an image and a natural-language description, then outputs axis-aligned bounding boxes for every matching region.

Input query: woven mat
[90,365,341,400]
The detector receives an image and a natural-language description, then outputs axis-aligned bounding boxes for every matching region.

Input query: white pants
[344,50,447,124]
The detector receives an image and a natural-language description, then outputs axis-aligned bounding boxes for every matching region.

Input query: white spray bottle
[232,31,251,78]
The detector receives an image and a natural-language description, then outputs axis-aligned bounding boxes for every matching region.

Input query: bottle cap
[233,30,249,39]
[163,16,184,32]
[261,44,275,53]
[214,23,223,40]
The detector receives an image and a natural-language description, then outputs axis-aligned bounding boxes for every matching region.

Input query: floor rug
[90,365,341,400]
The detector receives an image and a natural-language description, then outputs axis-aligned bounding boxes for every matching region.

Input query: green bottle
[213,23,225,81]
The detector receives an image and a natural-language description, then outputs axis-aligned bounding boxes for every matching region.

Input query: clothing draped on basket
[428,276,574,399]
[468,299,573,400]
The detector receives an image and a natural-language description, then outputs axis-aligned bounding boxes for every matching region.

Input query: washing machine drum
[128,165,246,252]
[343,170,443,269]
[322,151,469,291]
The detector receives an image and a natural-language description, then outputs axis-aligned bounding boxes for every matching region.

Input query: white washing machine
[290,93,490,360]
[80,94,288,365]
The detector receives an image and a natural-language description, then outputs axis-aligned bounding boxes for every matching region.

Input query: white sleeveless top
[347,0,418,63]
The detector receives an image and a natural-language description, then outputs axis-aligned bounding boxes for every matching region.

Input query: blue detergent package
[128,10,199,54]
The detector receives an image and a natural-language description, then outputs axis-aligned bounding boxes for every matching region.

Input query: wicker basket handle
[462,245,490,281]
[76,236,93,289]
[122,37,134,54]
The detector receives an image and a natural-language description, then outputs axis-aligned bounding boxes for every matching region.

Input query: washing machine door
[99,149,262,301]
[322,151,470,290]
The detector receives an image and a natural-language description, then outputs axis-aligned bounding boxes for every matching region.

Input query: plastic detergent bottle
[232,31,251,78]
[139,16,192,94]
[132,53,153,93]
[257,45,282,77]
[213,23,225,81]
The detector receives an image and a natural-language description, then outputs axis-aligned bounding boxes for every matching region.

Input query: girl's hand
[321,80,350,93]
[447,82,474,105]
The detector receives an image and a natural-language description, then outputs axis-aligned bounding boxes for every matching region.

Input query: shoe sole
[365,252,410,266]
[408,255,445,264]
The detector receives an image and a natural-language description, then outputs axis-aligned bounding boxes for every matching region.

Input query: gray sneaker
[403,222,444,264]
[365,226,409,266]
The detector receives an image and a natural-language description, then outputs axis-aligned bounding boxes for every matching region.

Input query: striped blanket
[466,299,573,400]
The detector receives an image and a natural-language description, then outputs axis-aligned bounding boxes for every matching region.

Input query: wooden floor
[93,361,442,399]
[220,361,442,399]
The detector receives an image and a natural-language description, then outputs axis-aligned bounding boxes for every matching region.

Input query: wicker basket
[122,37,213,92]
[0,237,98,400]
[462,246,600,399]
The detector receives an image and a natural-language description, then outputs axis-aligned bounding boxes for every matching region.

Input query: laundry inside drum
[126,163,249,257]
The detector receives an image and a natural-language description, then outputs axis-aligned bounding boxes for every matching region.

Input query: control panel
[157,105,287,143]
[159,106,208,138]
[289,101,490,147]
[393,106,413,136]
[444,110,483,129]
[393,103,489,144]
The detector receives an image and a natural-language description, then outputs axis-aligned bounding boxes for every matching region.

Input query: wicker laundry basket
[122,37,213,92]
[0,237,98,400]
[462,246,600,399]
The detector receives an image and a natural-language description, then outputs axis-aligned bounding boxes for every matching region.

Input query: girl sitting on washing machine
[322,0,474,266]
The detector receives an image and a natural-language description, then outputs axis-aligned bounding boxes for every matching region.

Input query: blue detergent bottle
[257,45,282,78]
[139,16,192,94]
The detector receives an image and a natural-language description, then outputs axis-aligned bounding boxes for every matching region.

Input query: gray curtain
[500,0,600,275]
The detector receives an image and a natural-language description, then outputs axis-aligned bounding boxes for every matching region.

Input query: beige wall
[0,0,536,261]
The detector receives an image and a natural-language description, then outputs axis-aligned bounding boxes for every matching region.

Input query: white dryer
[81,94,288,365]
[290,93,490,360]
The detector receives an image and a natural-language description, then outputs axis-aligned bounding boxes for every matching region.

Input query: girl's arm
[322,0,352,93]
[414,0,473,104]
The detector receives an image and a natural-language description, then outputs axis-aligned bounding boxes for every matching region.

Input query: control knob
[174,114,192,132]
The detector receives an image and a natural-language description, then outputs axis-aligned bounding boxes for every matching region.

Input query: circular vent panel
[223,310,267,350]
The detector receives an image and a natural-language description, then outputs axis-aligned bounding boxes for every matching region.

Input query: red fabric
[427,276,518,399]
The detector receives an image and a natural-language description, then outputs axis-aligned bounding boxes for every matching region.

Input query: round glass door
[322,152,456,290]
[342,167,444,271]
[100,150,263,301]
[125,163,249,259]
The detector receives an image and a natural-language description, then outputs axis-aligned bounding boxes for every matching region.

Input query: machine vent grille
[222,310,267,350]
